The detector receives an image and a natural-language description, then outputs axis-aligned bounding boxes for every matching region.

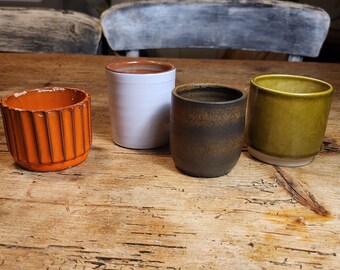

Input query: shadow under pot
[0,87,92,172]
[170,83,247,178]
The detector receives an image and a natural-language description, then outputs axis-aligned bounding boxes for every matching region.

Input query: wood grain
[0,8,102,54]
[275,167,329,216]
[101,0,330,60]
[0,53,339,269]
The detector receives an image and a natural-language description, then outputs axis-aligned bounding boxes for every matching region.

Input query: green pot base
[248,147,314,167]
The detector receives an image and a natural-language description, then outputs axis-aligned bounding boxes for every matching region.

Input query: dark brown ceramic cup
[170,83,247,178]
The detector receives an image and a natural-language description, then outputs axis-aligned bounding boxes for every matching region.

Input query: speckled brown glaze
[170,83,247,178]
[0,87,92,172]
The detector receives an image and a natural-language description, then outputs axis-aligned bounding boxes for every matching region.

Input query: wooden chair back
[101,0,330,61]
[0,7,102,54]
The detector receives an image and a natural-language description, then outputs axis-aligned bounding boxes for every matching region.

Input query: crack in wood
[275,245,337,256]
[84,260,107,268]
[123,242,186,249]
[252,178,278,194]
[173,231,196,236]
[296,261,323,266]
[92,256,165,268]
[322,138,339,153]
[0,243,84,251]
[47,244,84,250]
[95,256,141,263]
[125,223,147,227]
[153,185,185,192]
[130,232,177,237]
[0,243,45,250]
[73,250,100,254]
[58,172,83,176]
[268,257,301,267]
[0,197,170,212]
[10,171,24,175]
[242,197,293,205]
[275,167,329,216]
[143,264,163,269]
[215,208,265,219]
[139,250,153,254]
[260,231,292,237]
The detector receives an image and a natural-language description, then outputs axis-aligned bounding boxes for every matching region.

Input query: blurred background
[0,0,339,62]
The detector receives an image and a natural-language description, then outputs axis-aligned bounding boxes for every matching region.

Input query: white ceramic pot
[105,60,176,149]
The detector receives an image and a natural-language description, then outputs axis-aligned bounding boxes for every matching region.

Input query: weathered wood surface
[0,8,102,54]
[101,0,330,60]
[0,53,339,269]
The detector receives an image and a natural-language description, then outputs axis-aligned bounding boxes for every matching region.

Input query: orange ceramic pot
[0,87,92,171]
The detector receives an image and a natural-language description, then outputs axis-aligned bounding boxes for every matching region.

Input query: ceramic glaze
[246,74,333,166]
[170,83,247,178]
[106,60,173,74]
[0,87,92,171]
[105,60,176,149]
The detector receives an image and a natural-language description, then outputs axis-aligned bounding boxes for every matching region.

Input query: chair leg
[288,55,303,62]
[126,50,140,57]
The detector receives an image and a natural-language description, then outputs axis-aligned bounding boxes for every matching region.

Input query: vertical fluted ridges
[0,87,92,171]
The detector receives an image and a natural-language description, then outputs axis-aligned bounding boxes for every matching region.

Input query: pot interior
[106,61,174,74]
[175,85,244,103]
[253,75,331,94]
[4,88,87,111]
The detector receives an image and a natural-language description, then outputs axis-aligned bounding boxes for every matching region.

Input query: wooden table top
[0,53,339,269]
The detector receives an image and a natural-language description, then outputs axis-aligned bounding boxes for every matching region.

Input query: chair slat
[0,8,102,54]
[101,0,330,60]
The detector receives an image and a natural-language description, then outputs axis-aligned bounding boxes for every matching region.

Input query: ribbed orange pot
[0,87,92,172]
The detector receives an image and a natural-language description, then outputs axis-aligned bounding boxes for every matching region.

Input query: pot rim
[0,86,90,112]
[251,74,333,97]
[172,83,247,105]
[105,60,175,75]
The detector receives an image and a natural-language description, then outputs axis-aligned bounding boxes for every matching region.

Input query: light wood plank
[0,53,339,269]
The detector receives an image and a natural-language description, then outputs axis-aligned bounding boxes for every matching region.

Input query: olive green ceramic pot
[246,74,333,167]
[170,83,247,178]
